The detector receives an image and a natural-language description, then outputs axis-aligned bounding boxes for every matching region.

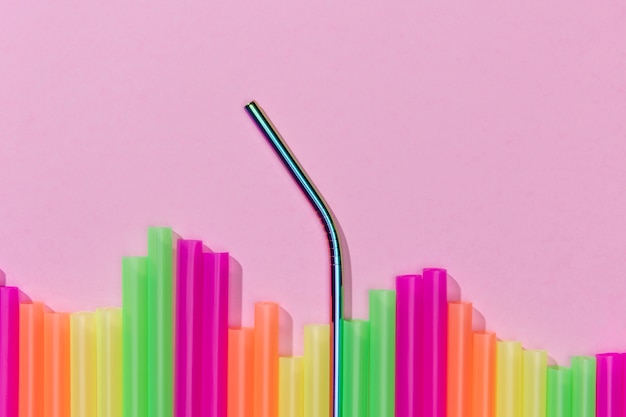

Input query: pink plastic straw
[0,286,19,417]
[421,268,448,417]
[176,240,204,417]
[395,274,422,417]
[202,252,229,417]
[596,353,624,417]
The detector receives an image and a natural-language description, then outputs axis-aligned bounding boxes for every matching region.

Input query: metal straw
[245,101,344,417]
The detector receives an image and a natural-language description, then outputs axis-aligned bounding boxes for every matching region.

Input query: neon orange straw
[228,327,255,417]
[254,302,279,417]
[472,331,496,417]
[19,302,46,417]
[448,302,473,417]
[44,312,70,417]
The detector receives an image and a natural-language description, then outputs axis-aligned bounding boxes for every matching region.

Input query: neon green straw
[368,290,395,417]
[342,320,369,417]
[571,356,595,417]
[147,227,174,417]
[123,256,149,417]
[547,366,572,417]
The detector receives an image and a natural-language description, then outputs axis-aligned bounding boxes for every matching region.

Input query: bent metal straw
[245,101,345,417]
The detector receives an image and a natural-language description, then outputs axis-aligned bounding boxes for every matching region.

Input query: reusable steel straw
[245,101,344,417]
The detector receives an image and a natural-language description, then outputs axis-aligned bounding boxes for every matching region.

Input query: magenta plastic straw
[395,274,422,417]
[176,240,204,417]
[596,353,624,417]
[421,268,448,417]
[201,252,229,417]
[0,286,19,417]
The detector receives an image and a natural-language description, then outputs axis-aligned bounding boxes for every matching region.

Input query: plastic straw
[448,302,473,417]
[571,356,596,417]
[279,357,304,417]
[19,301,46,417]
[596,353,623,417]
[44,312,71,417]
[421,268,448,417]
[522,350,547,417]
[342,319,369,417]
[473,331,496,417]
[147,227,174,417]
[71,312,97,417]
[202,252,229,417]
[254,302,279,417]
[228,327,255,417]
[547,367,572,417]
[123,256,149,417]
[175,240,203,417]
[396,274,422,417]
[368,289,396,417]
[96,308,122,417]
[496,341,522,417]
[0,286,19,417]
[304,324,330,417]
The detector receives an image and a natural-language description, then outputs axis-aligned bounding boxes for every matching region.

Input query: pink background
[1,2,626,362]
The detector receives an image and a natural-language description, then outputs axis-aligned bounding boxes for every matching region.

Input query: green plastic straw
[147,227,174,417]
[368,290,395,417]
[547,367,572,417]
[571,356,596,417]
[342,319,369,417]
[123,256,149,417]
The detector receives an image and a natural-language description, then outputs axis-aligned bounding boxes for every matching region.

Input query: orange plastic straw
[254,302,279,417]
[448,302,473,417]
[19,302,46,417]
[44,312,70,417]
[228,327,255,417]
[472,331,496,417]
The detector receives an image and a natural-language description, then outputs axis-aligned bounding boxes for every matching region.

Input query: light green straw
[123,256,149,417]
[571,356,596,417]
[342,320,369,417]
[147,228,174,417]
[369,290,396,417]
[547,366,572,417]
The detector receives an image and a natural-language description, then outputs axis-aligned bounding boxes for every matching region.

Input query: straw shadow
[228,256,243,328]
[472,307,486,331]
[447,273,462,303]
[279,306,294,356]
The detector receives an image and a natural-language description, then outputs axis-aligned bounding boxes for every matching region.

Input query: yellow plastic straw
[522,350,547,417]
[496,341,522,417]
[304,324,330,417]
[71,312,97,417]
[279,357,304,417]
[96,308,122,417]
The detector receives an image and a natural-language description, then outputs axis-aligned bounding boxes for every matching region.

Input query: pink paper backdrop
[1,2,626,362]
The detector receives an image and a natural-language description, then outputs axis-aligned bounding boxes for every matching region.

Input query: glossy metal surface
[245,101,344,417]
